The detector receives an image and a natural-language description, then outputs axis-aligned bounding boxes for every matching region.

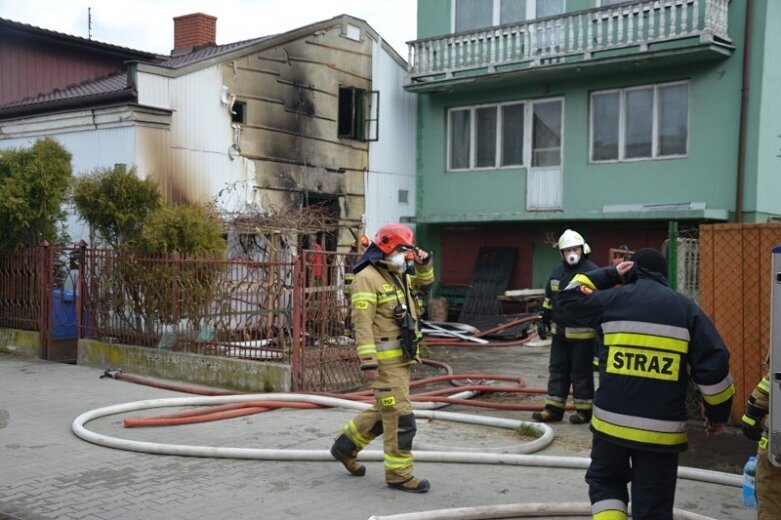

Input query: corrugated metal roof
[0,17,157,59]
[154,36,276,68]
[0,72,132,111]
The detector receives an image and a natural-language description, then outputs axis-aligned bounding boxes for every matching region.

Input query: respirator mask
[565,251,581,266]
[387,251,408,272]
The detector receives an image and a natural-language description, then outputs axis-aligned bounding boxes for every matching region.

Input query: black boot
[531,410,562,423]
[387,476,430,493]
[330,435,366,476]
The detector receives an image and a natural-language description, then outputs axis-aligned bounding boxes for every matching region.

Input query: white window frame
[451,0,566,33]
[589,80,690,164]
[446,97,563,172]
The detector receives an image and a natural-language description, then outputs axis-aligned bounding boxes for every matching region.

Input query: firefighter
[330,223,434,493]
[533,229,598,424]
[557,248,734,520]
[741,372,781,519]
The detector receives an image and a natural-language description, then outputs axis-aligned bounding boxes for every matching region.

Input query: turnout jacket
[542,257,599,341]
[557,266,735,452]
[743,373,771,449]
[350,260,434,371]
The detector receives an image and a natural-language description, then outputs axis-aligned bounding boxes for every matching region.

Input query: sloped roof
[155,36,276,68]
[0,17,157,59]
[0,72,134,116]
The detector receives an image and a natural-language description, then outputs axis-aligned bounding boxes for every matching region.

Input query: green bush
[135,204,226,257]
[0,138,72,250]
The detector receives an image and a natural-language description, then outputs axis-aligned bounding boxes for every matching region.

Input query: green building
[406,0,780,290]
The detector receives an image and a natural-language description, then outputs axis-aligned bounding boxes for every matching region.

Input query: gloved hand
[536,319,549,340]
[741,414,764,442]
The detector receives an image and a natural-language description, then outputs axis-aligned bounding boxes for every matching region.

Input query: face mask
[565,251,581,266]
[387,251,407,272]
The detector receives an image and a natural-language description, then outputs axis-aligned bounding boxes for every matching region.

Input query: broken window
[231,101,246,124]
[338,87,379,141]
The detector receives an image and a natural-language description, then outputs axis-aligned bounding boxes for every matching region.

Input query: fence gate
[292,250,362,392]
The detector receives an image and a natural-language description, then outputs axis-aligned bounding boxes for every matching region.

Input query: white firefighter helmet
[556,229,588,252]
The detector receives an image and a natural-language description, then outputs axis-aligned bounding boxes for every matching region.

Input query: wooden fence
[700,222,781,422]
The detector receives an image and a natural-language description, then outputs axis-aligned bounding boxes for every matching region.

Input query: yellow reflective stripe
[351,292,377,303]
[345,420,370,448]
[566,331,596,340]
[760,436,769,450]
[544,399,566,409]
[591,415,687,446]
[603,332,689,354]
[742,415,757,426]
[572,273,597,291]
[384,454,413,469]
[542,299,553,310]
[415,270,434,281]
[377,348,404,360]
[759,377,770,393]
[702,383,735,405]
[594,511,627,520]
[378,293,403,304]
[574,402,593,410]
[356,345,377,355]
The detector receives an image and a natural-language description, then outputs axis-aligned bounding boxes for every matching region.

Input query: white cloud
[0,0,417,57]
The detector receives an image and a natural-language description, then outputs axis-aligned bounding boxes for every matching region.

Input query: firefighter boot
[387,476,431,493]
[531,410,562,423]
[330,436,366,476]
[569,412,592,425]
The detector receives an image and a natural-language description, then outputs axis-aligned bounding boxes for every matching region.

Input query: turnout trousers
[757,445,781,520]
[332,364,417,484]
[543,337,595,419]
[586,436,679,520]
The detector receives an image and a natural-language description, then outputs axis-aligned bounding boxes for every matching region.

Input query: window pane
[592,92,620,161]
[501,103,524,166]
[532,100,562,167]
[449,109,471,169]
[536,0,564,17]
[456,0,493,32]
[475,106,498,168]
[624,88,653,159]
[602,0,631,5]
[659,84,689,156]
[501,0,527,24]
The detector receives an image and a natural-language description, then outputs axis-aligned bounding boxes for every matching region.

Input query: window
[590,82,689,162]
[532,100,562,167]
[231,101,246,124]
[398,189,409,203]
[338,86,379,141]
[447,100,536,171]
[453,0,564,32]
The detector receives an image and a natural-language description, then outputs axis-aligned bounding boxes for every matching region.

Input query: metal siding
[136,72,171,109]
[367,40,417,236]
[0,33,124,105]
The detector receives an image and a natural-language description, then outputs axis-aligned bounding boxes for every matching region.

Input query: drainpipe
[735,0,755,223]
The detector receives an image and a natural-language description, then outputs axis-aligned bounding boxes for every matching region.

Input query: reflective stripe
[542,298,553,310]
[758,377,770,393]
[571,273,597,291]
[345,420,371,448]
[602,320,690,341]
[378,291,404,304]
[351,292,377,303]
[565,326,596,340]
[594,510,627,520]
[698,374,735,405]
[603,332,688,354]
[376,340,403,360]
[592,407,687,446]
[356,345,377,355]
[574,402,593,411]
[415,270,434,282]
[742,415,757,426]
[551,323,557,334]
[701,382,735,405]
[550,279,560,292]
[545,396,566,409]
[384,453,413,470]
[760,436,769,450]
[377,349,404,360]
[594,406,687,433]
[592,499,627,517]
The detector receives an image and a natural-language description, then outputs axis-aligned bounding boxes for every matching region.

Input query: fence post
[172,251,180,337]
[668,221,679,290]
[38,241,52,360]
[292,254,303,392]
[75,240,87,341]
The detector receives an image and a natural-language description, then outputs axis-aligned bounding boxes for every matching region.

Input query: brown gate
[291,249,362,392]
[699,223,781,422]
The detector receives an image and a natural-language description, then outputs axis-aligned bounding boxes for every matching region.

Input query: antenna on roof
[88,6,92,39]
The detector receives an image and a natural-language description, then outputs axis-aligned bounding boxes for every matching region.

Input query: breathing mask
[565,251,581,266]
[387,251,407,272]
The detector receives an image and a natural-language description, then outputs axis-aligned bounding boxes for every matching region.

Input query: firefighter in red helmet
[330,223,434,493]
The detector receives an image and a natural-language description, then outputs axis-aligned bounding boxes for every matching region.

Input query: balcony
[405,0,733,92]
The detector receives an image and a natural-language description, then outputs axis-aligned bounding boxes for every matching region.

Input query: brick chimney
[173,13,216,50]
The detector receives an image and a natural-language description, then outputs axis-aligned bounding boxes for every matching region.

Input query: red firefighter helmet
[373,223,415,254]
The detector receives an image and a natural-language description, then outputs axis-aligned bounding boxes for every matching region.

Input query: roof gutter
[0,89,136,119]
[735,0,754,223]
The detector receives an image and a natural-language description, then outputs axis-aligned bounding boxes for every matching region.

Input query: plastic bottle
[743,455,757,509]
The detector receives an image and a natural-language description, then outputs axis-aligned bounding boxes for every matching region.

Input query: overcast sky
[0,0,418,58]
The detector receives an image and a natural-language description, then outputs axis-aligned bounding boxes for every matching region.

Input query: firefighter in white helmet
[533,229,598,424]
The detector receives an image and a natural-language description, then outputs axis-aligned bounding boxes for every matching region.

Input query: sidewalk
[0,352,752,520]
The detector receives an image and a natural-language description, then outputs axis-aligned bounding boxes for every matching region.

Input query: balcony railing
[406,0,730,84]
